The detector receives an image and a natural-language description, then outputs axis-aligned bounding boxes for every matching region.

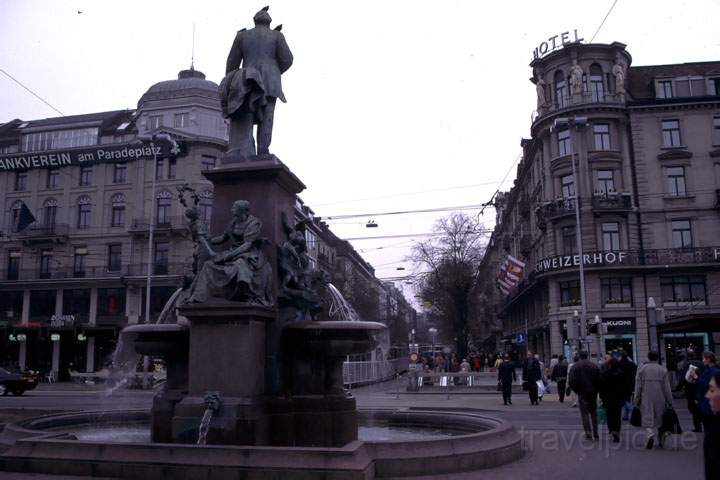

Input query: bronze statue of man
[220,6,293,162]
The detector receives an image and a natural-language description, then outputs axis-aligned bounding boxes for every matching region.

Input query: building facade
[482,41,720,367]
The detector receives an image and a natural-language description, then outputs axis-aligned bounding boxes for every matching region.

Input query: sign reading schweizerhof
[535,251,629,274]
[0,142,181,172]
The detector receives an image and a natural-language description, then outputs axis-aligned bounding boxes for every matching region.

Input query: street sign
[516,332,526,345]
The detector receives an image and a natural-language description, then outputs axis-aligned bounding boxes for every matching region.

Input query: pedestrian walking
[551,355,569,403]
[498,354,516,405]
[678,349,703,431]
[633,350,673,449]
[619,350,637,421]
[522,351,542,406]
[703,371,720,479]
[599,355,628,443]
[567,353,580,407]
[687,352,720,434]
[568,351,600,440]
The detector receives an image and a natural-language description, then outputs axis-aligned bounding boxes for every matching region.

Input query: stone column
[88,288,98,326]
[86,337,95,373]
[21,289,30,324]
[51,338,60,377]
[18,341,26,371]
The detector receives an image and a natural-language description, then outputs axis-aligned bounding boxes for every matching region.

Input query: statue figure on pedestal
[612,55,627,96]
[186,200,273,305]
[220,6,294,162]
[569,59,584,96]
[534,71,547,110]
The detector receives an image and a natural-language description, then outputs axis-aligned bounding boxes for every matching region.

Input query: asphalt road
[0,382,708,480]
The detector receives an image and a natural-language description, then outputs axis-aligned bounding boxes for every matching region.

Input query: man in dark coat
[599,356,628,442]
[221,6,293,161]
[522,351,542,405]
[618,350,637,421]
[551,355,569,403]
[568,350,600,440]
[498,354,517,405]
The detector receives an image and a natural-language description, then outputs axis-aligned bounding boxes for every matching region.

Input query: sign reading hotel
[0,142,181,172]
[532,30,583,60]
[535,251,628,274]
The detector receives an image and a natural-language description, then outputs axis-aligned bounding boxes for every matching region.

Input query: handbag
[630,405,642,427]
[660,406,683,435]
[596,404,607,425]
[496,381,502,392]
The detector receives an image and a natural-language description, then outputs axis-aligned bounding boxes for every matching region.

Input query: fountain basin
[0,408,522,479]
[283,320,387,356]
[122,324,189,358]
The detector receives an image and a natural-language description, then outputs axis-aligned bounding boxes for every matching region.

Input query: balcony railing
[591,193,632,211]
[15,223,70,243]
[536,92,624,119]
[128,216,187,234]
[0,263,188,281]
[538,197,577,220]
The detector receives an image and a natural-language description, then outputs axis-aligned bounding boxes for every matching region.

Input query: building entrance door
[662,333,709,376]
[604,335,637,361]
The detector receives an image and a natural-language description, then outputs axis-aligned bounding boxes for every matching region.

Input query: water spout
[197,392,222,445]
[327,283,360,322]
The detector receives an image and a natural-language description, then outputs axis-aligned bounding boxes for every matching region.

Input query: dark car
[0,367,38,396]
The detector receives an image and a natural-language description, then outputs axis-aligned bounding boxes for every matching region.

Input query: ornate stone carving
[569,60,584,96]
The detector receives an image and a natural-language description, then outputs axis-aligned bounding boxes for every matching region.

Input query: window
[107,244,122,272]
[42,198,58,228]
[174,113,189,129]
[46,168,60,189]
[561,174,575,198]
[0,291,23,322]
[601,222,620,251]
[113,162,127,183]
[97,287,126,317]
[79,166,92,186]
[156,192,172,226]
[558,129,571,156]
[666,166,687,196]
[77,196,91,229]
[22,128,98,152]
[201,155,216,171]
[154,241,169,275]
[29,290,56,321]
[589,64,604,102]
[711,78,720,96]
[601,278,632,305]
[671,219,693,249]
[73,247,87,277]
[596,170,615,194]
[168,158,177,179]
[657,80,673,99]
[199,190,213,224]
[39,249,52,279]
[593,124,610,150]
[14,171,27,191]
[155,159,164,180]
[110,193,126,227]
[661,276,706,304]
[7,250,20,281]
[662,120,682,147]
[554,71,567,108]
[714,116,720,146]
[559,280,581,307]
[148,115,162,130]
[561,225,577,255]
[9,201,22,233]
[62,289,91,323]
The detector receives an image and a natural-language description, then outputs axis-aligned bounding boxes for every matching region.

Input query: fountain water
[327,283,360,322]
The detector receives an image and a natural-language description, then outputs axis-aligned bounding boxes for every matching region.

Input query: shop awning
[657,313,720,334]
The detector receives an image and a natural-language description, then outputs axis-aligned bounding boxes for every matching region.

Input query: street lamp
[647,297,665,359]
[593,314,605,358]
[553,116,588,350]
[429,327,438,356]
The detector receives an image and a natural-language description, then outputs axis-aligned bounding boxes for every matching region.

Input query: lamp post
[647,297,665,359]
[553,116,588,350]
[429,327,438,356]
[593,314,605,359]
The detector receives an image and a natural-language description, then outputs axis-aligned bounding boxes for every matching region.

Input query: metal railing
[342,358,408,386]
[538,92,624,118]
[15,223,70,239]
[128,216,187,232]
[0,263,188,281]
[591,193,632,210]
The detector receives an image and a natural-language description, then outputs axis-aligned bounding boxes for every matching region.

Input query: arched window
[554,70,567,108]
[199,190,213,224]
[42,198,58,228]
[156,190,173,226]
[9,200,23,232]
[589,64,605,102]
[77,195,91,229]
[111,193,126,227]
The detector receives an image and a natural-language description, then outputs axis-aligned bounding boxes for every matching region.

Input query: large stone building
[0,68,415,378]
[479,41,720,367]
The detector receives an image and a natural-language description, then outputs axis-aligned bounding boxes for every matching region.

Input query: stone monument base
[172,396,269,445]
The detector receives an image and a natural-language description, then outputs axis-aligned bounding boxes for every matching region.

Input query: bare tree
[410,213,486,358]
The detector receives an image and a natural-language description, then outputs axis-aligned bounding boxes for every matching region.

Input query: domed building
[0,67,228,377]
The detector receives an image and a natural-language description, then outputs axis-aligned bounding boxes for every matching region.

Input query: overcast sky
[2,0,719,305]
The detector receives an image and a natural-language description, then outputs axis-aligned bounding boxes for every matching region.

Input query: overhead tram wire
[320,203,494,222]
[476,152,522,219]
[589,0,620,43]
[0,68,65,117]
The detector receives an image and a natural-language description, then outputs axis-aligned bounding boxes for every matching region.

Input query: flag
[16,201,36,232]
[496,254,526,296]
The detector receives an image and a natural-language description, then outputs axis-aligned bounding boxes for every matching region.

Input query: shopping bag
[630,406,642,427]
[596,404,607,425]
[536,380,545,397]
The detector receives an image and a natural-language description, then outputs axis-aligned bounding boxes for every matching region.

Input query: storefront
[602,318,638,361]
[657,313,717,372]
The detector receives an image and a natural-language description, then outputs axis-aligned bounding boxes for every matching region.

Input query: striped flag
[496,254,526,295]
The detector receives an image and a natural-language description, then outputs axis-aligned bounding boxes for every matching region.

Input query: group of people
[499,348,720,479]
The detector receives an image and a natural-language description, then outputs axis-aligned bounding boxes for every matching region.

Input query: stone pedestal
[172,301,275,445]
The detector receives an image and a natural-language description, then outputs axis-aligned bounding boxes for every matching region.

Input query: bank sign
[0,142,181,172]
[535,251,629,274]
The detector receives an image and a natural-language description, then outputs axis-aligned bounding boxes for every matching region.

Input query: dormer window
[656,80,673,99]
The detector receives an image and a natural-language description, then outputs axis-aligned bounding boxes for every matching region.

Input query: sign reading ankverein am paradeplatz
[0,141,184,172]
[535,251,630,274]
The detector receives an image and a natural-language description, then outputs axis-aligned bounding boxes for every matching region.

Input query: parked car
[0,367,39,395]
